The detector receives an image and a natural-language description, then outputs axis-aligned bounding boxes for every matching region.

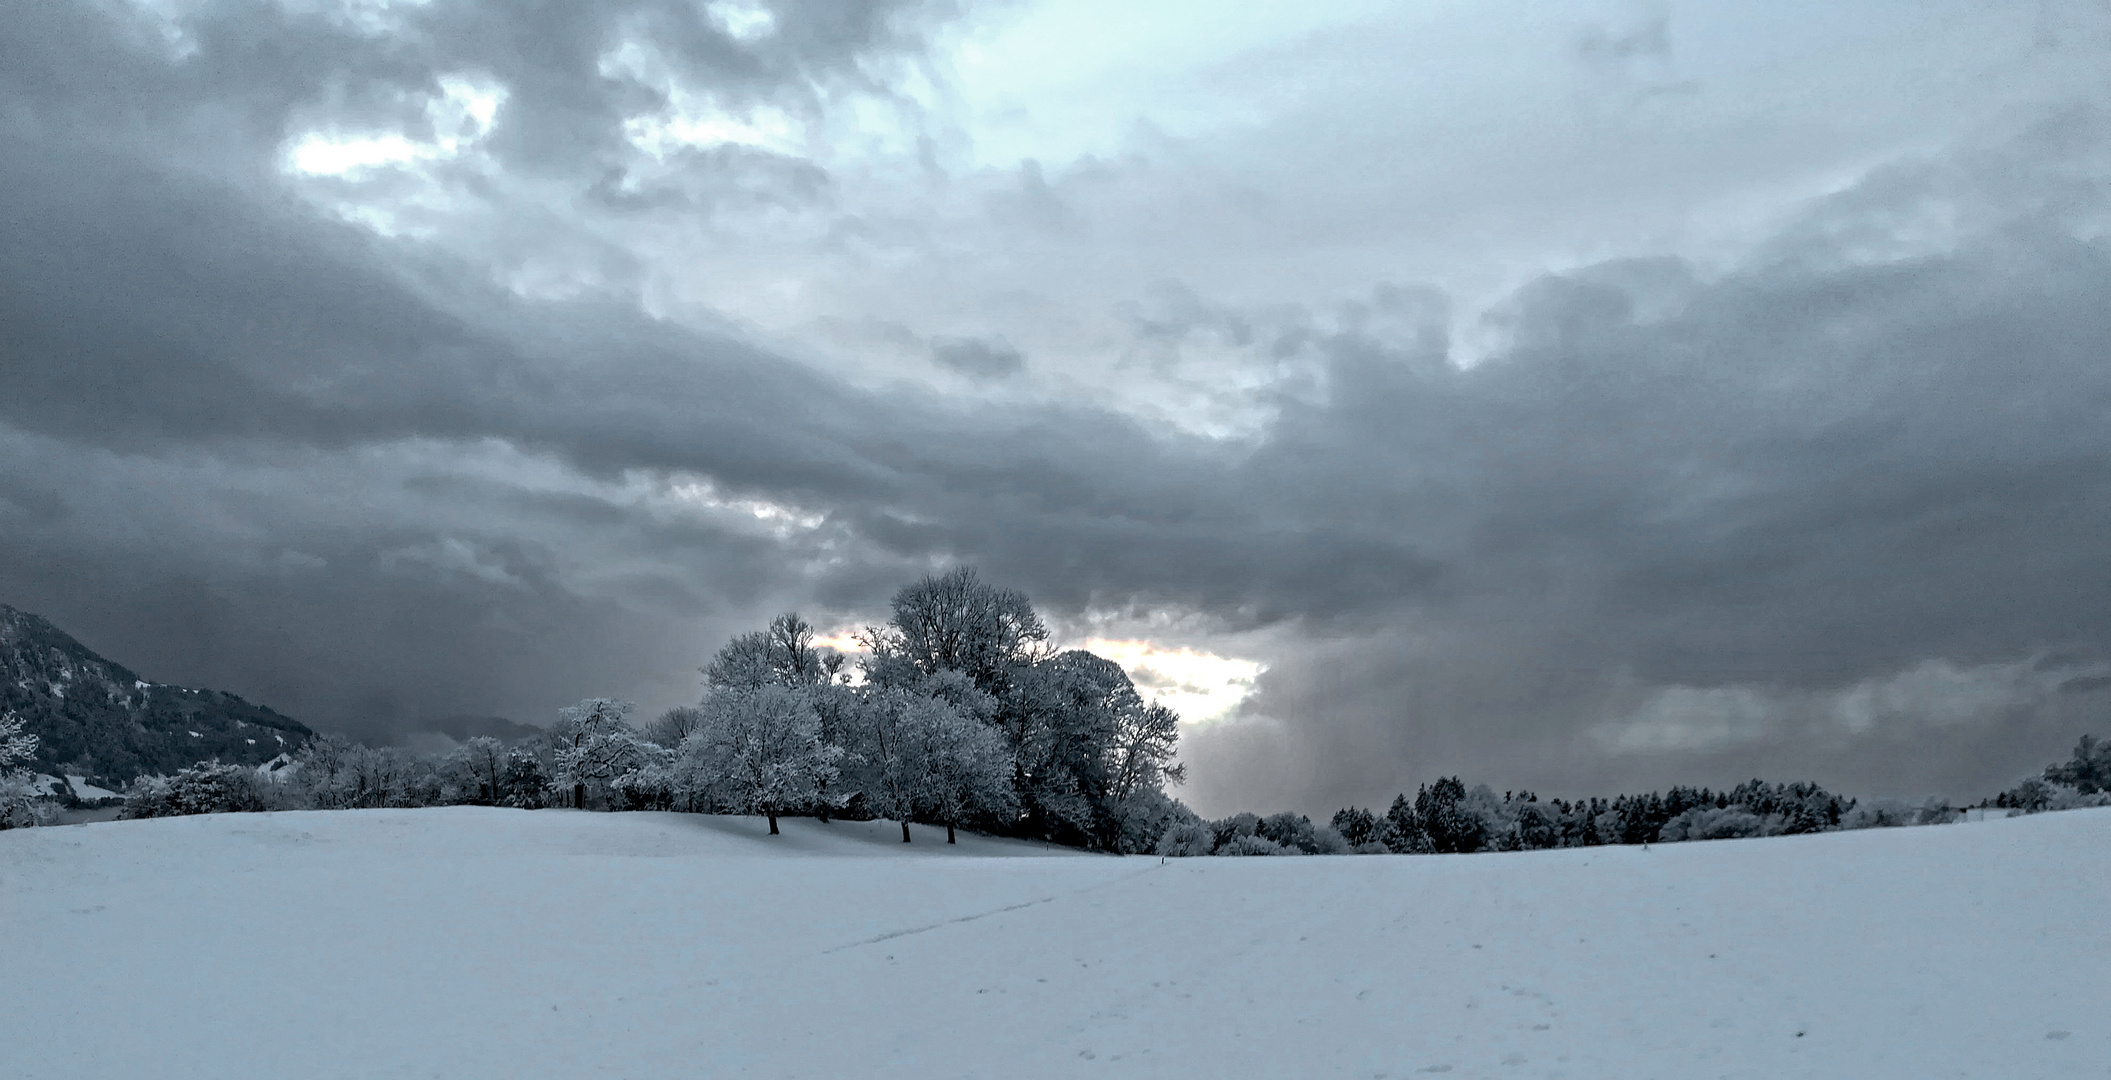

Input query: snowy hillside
[4,808,2106,1079]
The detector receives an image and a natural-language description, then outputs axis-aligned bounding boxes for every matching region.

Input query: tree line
[16,567,2110,853]
[112,568,1192,851]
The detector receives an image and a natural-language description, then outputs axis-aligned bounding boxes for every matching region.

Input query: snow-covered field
[4,807,2106,1079]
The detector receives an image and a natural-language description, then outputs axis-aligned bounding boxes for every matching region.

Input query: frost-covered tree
[451,735,509,806]
[679,685,845,834]
[1657,805,1771,842]
[1155,820,1216,857]
[1114,788,1199,854]
[121,760,274,818]
[843,688,1011,842]
[498,750,549,809]
[849,687,939,842]
[642,705,706,749]
[916,700,1017,843]
[550,698,651,809]
[1415,777,1486,853]
[0,710,34,772]
[2045,733,2111,794]
[864,567,1048,697]
[1106,700,1184,804]
[0,710,42,828]
[705,613,844,691]
[293,733,360,809]
[1330,806,1381,847]
[1003,650,1129,846]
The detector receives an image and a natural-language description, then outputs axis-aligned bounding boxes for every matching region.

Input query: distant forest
[6,569,2108,847]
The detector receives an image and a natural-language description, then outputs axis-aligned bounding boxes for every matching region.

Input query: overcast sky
[5,0,2110,815]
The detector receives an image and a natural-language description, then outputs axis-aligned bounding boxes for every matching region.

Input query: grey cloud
[930,336,1025,379]
[586,145,833,214]
[6,0,2111,812]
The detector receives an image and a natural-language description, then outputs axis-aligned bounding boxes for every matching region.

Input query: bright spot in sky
[707,0,776,42]
[664,479,825,537]
[795,631,1260,723]
[625,103,805,158]
[1081,639,1263,725]
[283,74,505,176]
[810,629,867,655]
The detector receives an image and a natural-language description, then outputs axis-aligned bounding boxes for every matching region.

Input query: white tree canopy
[678,685,845,834]
[551,698,654,809]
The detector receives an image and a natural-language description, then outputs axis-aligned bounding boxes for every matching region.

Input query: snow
[1961,807,2020,822]
[62,774,119,800]
[3,808,2107,1079]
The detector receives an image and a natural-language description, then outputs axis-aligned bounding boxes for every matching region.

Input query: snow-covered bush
[1997,777,2111,814]
[1252,811,1352,854]
[0,773,50,829]
[1839,799,1915,829]
[1217,833,1290,856]
[1114,788,1199,854]
[1656,805,1773,843]
[610,758,679,811]
[1839,797,1957,830]
[1155,821,1216,857]
[121,761,275,818]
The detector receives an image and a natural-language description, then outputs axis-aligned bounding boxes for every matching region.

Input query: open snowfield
[4,808,2107,1079]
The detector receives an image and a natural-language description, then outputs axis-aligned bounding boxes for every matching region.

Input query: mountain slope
[0,603,312,787]
[2,807,2104,1079]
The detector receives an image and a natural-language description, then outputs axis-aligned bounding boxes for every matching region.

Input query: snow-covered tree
[1003,651,1125,845]
[293,733,360,809]
[864,567,1048,697]
[451,735,508,806]
[121,760,273,818]
[1656,805,1772,842]
[678,685,845,834]
[0,710,42,828]
[1106,699,1184,804]
[913,697,1017,844]
[641,705,705,749]
[2044,733,2111,794]
[0,710,34,772]
[848,687,933,842]
[705,613,844,691]
[550,698,652,809]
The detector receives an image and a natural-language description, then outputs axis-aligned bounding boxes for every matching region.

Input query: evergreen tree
[1330,806,1381,848]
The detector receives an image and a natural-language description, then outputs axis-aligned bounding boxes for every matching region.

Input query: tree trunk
[573,783,584,810]
[768,812,780,835]
[947,821,957,844]
[901,819,912,843]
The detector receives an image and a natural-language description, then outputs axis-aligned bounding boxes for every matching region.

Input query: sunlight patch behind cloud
[1081,638,1262,726]
[283,74,506,177]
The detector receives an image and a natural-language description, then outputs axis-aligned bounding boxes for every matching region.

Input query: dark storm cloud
[4,0,2109,804]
